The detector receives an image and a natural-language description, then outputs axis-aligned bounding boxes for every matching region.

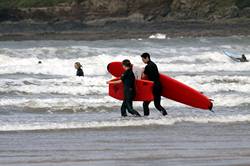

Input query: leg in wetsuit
[143,83,167,116]
[121,88,141,117]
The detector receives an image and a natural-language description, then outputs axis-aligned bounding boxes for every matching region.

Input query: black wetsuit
[120,69,141,117]
[76,68,84,77]
[237,58,248,62]
[143,61,167,116]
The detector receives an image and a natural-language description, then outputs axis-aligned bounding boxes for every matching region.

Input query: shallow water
[0,36,250,165]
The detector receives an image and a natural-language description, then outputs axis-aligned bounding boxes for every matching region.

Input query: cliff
[0,0,250,40]
[1,0,250,23]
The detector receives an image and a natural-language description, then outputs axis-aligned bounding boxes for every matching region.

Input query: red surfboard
[109,78,154,101]
[107,62,213,110]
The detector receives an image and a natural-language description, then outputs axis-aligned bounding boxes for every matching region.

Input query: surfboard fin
[209,102,213,111]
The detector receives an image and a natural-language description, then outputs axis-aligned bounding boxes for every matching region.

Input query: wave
[0,93,249,109]
[0,105,115,114]
[173,75,250,93]
[0,54,112,76]
[0,40,249,111]
[0,53,249,77]
[0,79,249,96]
[0,77,107,96]
[0,96,117,109]
[1,114,250,132]
[1,74,249,97]
[176,75,250,84]
[149,33,167,39]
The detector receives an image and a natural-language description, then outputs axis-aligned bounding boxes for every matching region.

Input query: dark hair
[141,53,150,59]
[122,59,132,68]
[75,62,82,68]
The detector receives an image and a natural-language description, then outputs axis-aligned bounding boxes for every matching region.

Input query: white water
[149,33,167,39]
[0,36,249,131]
[1,114,250,131]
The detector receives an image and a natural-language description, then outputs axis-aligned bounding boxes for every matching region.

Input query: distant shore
[0,20,250,41]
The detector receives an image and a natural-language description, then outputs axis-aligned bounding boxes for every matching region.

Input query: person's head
[38,61,42,64]
[74,62,82,69]
[141,53,151,64]
[122,59,132,70]
[242,54,247,60]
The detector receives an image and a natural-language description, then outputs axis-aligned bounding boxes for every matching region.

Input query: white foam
[0,53,141,76]
[1,75,249,102]
[159,62,250,73]
[0,77,108,96]
[0,91,248,109]
[155,51,231,63]
[1,114,250,131]
[173,75,250,93]
[212,94,250,107]
[0,43,249,76]
[149,33,166,39]
[0,96,119,109]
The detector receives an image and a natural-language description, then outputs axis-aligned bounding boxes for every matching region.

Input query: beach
[1,21,250,41]
[1,123,250,166]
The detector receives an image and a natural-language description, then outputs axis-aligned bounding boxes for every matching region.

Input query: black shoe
[121,114,127,117]
[161,110,167,116]
[128,110,141,117]
[134,113,141,117]
[134,112,141,117]
[144,111,150,116]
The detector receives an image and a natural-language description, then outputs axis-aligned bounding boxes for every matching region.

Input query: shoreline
[1,123,250,166]
[0,20,250,41]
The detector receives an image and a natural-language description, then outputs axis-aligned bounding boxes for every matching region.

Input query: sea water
[0,36,250,165]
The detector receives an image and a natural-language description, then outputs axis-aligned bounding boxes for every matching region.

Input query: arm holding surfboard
[108,60,141,117]
[107,79,122,84]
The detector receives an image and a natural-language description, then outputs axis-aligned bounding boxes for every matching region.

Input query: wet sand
[1,123,250,166]
[0,20,250,41]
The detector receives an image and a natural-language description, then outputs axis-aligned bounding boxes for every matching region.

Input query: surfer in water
[141,53,167,116]
[237,54,248,62]
[107,59,141,117]
[74,62,84,77]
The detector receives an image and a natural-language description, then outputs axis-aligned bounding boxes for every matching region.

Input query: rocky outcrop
[0,0,249,23]
[240,7,250,18]
[169,0,216,19]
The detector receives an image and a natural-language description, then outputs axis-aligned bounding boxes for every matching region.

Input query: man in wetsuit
[141,53,167,116]
[237,54,248,62]
[108,60,141,117]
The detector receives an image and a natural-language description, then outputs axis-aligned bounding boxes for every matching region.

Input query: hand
[106,81,110,84]
[107,80,122,84]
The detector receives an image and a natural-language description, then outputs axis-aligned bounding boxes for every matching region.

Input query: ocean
[0,36,250,165]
